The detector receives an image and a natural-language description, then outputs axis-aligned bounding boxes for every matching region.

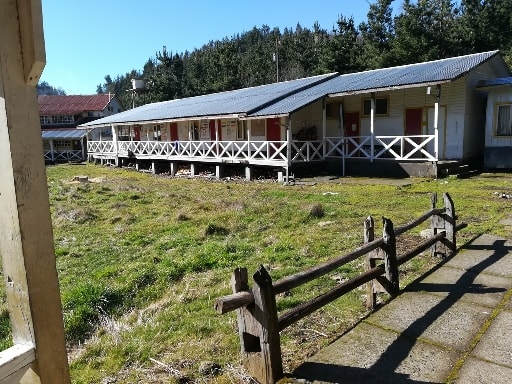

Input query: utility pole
[273,38,280,83]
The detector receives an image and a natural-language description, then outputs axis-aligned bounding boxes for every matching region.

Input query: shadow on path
[294,235,511,383]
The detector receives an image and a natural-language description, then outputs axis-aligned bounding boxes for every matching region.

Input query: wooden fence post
[431,192,443,257]
[365,216,379,309]
[231,266,282,383]
[377,217,399,297]
[443,192,456,256]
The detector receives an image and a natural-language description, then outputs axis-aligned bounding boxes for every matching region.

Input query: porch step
[438,162,481,178]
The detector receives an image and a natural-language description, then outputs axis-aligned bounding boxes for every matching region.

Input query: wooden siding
[484,88,512,148]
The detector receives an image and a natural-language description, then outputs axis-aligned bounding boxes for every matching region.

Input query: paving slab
[444,234,512,278]
[407,265,512,308]
[455,357,512,384]
[470,309,512,368]
[367,291,490,351]
[294,322,459,383]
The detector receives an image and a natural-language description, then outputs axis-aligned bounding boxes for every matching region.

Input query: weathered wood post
[231,266,282,383]
[0,0,70,382]
[378,217,399,297]
[365,216,378,309]
[430,192,443,257]
[442,192,456,256]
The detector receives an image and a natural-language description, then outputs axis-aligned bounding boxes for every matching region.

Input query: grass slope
[2,164,512,383]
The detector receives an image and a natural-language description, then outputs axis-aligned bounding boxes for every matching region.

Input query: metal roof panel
[41,129,88,140]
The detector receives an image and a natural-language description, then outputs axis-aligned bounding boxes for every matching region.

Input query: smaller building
[38,94,123,162]
[479,78,512,169]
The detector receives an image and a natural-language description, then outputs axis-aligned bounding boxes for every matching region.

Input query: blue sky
[40,0,392,95]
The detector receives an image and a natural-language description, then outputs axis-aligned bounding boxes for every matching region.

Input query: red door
[343,112,359,155]
[209,120,216,140]
[266,118,281,141]
[133,125,141,141]
[405,108,423,156]
[170,122,178,141]
[266,118,281,157]
[405,108,422,136]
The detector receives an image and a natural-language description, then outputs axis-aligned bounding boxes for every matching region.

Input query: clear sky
[40,0,387,95]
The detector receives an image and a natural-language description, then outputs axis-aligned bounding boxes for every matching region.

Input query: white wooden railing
[341,135,437,161]
[87,135,437,164]
[44,150,84,162]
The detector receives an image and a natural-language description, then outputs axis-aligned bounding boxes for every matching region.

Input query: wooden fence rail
[214,192,466,383]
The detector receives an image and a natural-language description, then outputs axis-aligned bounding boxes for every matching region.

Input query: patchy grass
[2,164,512,382]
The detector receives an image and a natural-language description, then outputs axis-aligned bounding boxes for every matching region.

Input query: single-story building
[82,50,510,180]
[41,128,88,163]
[478,77,512,169]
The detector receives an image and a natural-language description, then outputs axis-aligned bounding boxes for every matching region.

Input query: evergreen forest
[94,0,512,109]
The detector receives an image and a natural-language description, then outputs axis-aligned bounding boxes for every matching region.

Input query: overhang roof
[41,128,88,140]
[39,94,117,115]
[81,50,503,126]
[477,76,512,90]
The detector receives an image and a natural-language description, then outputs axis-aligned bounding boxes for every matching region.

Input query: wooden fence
[214,192,466,383]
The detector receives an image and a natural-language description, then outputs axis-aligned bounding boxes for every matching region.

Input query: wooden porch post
[50,139,55,162]
[112,124,119,166]
[81,136,86,161]
[434,85,441,161]
[286,120,292,183]
[322,100,327,159]
[0,0,70,382]
[370,92,375,162]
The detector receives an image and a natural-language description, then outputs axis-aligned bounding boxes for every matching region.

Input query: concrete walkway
[293,234,512,383]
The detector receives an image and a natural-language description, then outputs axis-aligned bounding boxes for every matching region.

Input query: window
[326,103,340,119]
[496,104,512,136]
[363,97,389,116]
[54,140,71,148]
[251,119,265,136]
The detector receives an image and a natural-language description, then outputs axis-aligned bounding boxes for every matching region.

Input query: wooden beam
[0,1,70,382]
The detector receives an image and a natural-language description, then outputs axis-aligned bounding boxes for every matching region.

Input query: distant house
[478,78,512,169]
[38,94,123,163]
[81,51,510,179]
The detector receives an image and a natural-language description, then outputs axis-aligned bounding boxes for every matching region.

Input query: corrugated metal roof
[81,51,503,124]
[39,94,116,115]
[251,51,501,116]
[81,73,337,127]
[41,129,88,140]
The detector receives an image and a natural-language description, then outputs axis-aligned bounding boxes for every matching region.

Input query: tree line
[92,0,512,108]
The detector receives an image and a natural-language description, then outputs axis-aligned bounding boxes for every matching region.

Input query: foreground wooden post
[365,216,381,309]
[377,217,399,297]
[0,0,70,382]
[231,266,282,383]
[443,192,456,256]
[430,192,444,257]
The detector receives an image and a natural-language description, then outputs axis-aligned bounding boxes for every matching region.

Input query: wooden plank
[214,291,254,314]
[273,236,384,294]
[278,264,386,331]
[0,344,35,383]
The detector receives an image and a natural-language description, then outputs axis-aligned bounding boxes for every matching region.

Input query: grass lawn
[2,163,512,383]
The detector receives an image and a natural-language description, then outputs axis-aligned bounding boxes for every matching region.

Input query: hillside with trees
[96,0,512,109]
